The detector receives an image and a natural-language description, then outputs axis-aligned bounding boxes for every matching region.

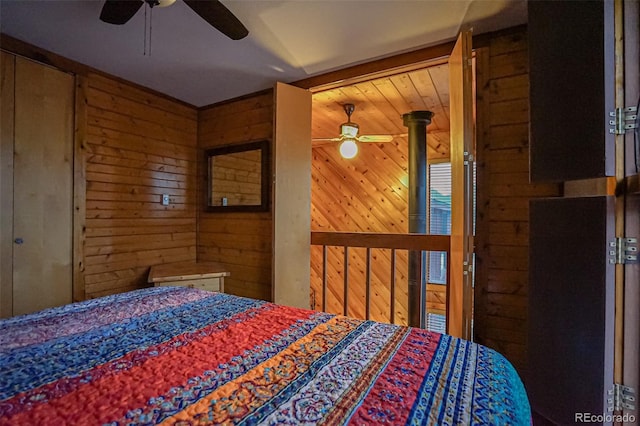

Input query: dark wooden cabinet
[526,1,640,424]
[528,0,615,182]
[529,197,615,423]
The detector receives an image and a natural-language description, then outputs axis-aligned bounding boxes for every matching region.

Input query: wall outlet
[161,194,170,206]
[222,197,228,206]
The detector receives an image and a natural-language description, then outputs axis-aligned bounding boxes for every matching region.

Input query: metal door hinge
[609,106,638,134]
[607,383,636,412]
[462,260,474,276]
[609,237,638,264]
[463,151,474,166]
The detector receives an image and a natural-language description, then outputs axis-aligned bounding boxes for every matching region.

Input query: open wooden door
[272,82,312,309]
[447,30,474,339]
[526,1,638,423]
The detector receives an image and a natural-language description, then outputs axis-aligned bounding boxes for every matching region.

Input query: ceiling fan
[99,0,249,40]
[312,103,394,158]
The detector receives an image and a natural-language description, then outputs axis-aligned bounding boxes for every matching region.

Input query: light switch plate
[162,194,170,205]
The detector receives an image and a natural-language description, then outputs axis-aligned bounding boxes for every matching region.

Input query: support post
[403,110,433,328]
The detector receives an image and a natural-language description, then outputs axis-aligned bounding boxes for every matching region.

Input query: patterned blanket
[0,287,530,425]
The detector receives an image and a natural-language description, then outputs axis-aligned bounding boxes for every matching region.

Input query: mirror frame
[205,140,270,213]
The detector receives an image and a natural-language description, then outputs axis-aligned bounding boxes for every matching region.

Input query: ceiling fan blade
[311,137,343,142]
[100,0,144,25]
[357,135,394,143]
[184,0,249,40]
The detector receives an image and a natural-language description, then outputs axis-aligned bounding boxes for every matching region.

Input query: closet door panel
[528,0,615,182]
[0,51,15,318]
[13,58,74,315]
[529,196,615,424]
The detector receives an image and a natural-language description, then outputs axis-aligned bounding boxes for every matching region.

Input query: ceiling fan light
[156,0,177,7]
[340,122,359,139]
[339,139,358,159]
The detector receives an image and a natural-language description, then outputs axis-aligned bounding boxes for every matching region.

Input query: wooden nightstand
[148,261,230,293]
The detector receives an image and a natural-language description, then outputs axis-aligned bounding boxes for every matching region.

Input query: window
[428,162,451,285]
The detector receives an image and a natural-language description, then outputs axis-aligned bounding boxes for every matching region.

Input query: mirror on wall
[206,140,270,212]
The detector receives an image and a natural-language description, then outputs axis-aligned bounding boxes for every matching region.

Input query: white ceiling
[0,0,526,107]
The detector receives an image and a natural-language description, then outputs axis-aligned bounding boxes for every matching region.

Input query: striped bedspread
[0,287,530,425]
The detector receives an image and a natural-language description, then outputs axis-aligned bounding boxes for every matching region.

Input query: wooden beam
[563,177,617,197]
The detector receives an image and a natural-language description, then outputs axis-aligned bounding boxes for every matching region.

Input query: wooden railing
[310,231,450,326]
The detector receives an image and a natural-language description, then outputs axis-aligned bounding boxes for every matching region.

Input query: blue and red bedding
[0,287,530,425]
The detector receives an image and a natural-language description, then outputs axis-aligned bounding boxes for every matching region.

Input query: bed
[0,286,530,425]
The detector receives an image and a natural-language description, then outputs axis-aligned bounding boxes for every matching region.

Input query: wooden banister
[311,231,451,327]
[311,231,450,252]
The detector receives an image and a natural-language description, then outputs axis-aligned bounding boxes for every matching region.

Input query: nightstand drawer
[148,262,229,294]
[154,277,222,292]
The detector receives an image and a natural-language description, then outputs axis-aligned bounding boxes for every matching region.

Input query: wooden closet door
[529,196,615,424]
[12,57,74,315]
[0,51,16,318]
[529,0,615,182]
[528,1,622,423]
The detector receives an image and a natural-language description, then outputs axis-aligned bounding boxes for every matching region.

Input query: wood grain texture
[147,261,229,282]
[272,83,312,309]
[198,91,274,301]
[309,52,458,325]
[0,51,15,318]
[13,57,74,315]
[311,65,451,160]
[474,30,562,377]
[310,141,415,324]
[447,30,474,339]
[73,76,88,302]
[82,73,198,299]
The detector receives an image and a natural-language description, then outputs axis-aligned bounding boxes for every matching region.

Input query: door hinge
[463,151,474,166]
[608,383,636,412]
[608,237,638,264]
[609,106,638,135]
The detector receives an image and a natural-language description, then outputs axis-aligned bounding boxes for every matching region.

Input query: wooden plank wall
[474,30,561,375]
[83,73,198,298]
[310,140,447,325]
[197,91,274,301]
[311,142,409,324]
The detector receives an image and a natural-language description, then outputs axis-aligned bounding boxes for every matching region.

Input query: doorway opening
[308,52,476,333]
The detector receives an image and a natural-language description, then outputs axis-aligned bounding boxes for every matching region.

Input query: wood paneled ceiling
[311,61,451,160]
